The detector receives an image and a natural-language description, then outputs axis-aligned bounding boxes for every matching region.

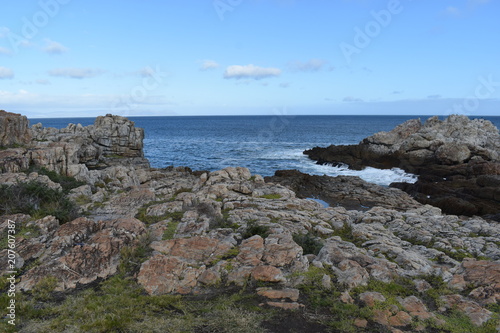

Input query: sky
[0,0,499,118]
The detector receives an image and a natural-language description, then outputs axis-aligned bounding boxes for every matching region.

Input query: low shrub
[259,194,282,200]
[26,166,86,193]
[242,221,270,239]
[0,181,79,223]
[293,232,324,255]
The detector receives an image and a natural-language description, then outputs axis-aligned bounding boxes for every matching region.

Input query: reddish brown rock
[450,258,500,304]
[440,294,493,326]
[353,318,368,328]
[257,288,300,302]
[263,233,303,267]
[227,266,253,286]
[251,265,285,282]
[17,217,145,291]
[399,296,432,320]
[236,235,264,266]
[337,259,369,288]
[359,291,386,307]
[198,269,221,286]
[373,309,391,326]
[265,301,304,310]
[388,311,412,327]
[137,254,204,295]
[340,291,354,304]
[150,236,233,264]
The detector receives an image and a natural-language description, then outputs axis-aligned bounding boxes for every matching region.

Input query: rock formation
[0,110,31,147]
[2,112,500,332]
[0,114,149,183]
[305,115,500,219]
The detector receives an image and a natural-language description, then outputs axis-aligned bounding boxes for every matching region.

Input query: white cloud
[200,60,220,71]
[224,64,281,80]
[343,96,364,102]
[288,59,327,72]
[48,68,104,79]
[0,67,14,79]
[0,90,172,114]
[0,47,12,55]
[43,39,68,55]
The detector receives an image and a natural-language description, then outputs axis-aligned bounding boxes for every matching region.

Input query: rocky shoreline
[1,110,500,332]
[304,115,500,221]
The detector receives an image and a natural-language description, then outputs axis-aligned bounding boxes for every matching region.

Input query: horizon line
[27,113,500,119]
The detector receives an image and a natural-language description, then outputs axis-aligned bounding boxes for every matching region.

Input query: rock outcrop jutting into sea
[305,115,500,220]
[1,111,500,332]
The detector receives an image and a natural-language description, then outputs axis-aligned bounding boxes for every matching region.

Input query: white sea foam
[303,163,418,186]
[268,149,418,186]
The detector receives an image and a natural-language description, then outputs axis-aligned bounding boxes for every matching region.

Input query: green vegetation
[205,205,240,230]
[242,220,270,239]
[293,232,324,255]
[26,166,85,193]
[401,235,476,262]
[162,221,180,240]
[209,247,240,266]
[32,276,58,301]
[13,276,267,333]
[332,222,365,247]
[74,194,92,206]
[0,181,79,223]
[431,309,500,333]
[169,187,192,201]
[135,199,184,225]
[118,233,153,277]
[258,194,282,200]
[0,223,40,253]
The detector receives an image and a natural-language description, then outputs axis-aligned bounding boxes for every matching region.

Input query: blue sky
[0,0,499,118]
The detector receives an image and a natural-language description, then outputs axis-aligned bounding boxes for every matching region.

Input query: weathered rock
[387,311,412,327]
[266,170,421,211]
[150,236,234,264]
[305,115,500,218]
[440,294,493,326]
[257,288,300,301]
[0,110,31,147]
[359,291,386,307]
[399,296,432,320]
[237,235,264,266]
[137,254,205,295]
[314,237,397,287]
[17,217,146,291]
[449,259,500,304]
[251,265,285,282]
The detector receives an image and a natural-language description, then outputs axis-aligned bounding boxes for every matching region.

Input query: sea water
[30,115,500,186]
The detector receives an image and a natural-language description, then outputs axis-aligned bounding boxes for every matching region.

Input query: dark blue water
[29,115,500,185]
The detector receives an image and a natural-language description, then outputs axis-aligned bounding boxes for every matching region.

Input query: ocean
[29,115,500,186]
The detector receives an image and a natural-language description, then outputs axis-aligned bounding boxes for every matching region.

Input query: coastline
[1,111,500,332]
